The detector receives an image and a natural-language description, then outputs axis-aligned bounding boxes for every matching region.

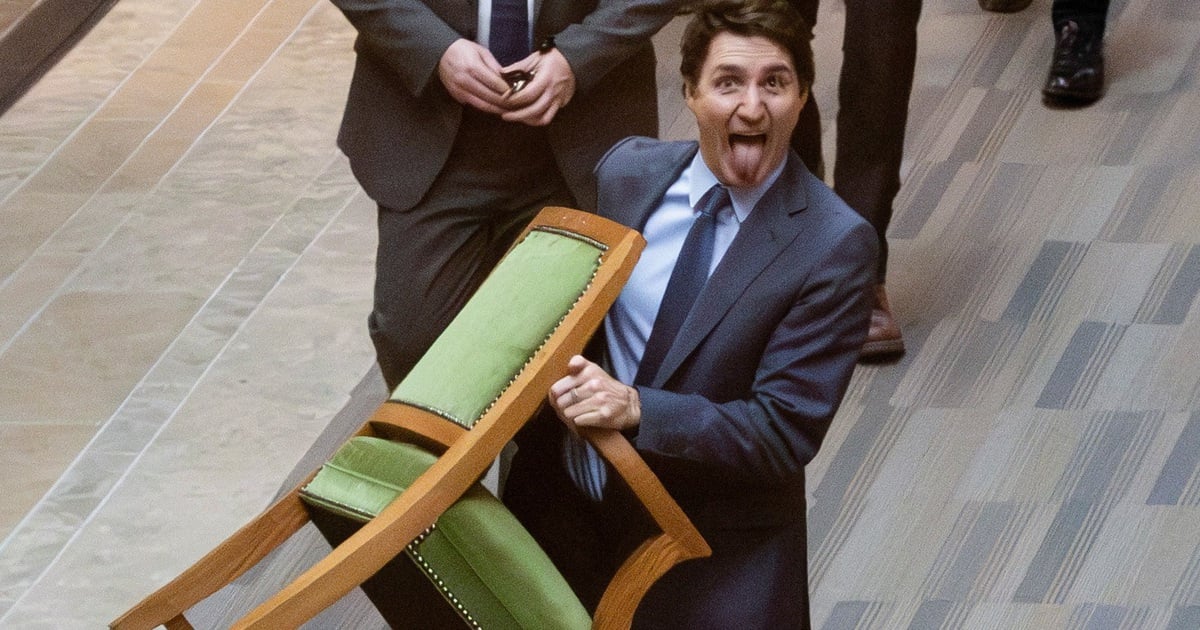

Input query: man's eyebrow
[710,63,748,75]
[761,63,796,75]
[708,61,796,79]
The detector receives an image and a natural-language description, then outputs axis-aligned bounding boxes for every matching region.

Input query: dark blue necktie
[490,0,529,66]
[635,185,728,386]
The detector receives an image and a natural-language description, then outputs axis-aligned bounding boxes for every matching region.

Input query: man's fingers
[438,39,513,110]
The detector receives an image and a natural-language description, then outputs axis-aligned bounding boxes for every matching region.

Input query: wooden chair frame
[111,207,710,630]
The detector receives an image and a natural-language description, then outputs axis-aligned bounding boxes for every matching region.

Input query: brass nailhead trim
[406,524,482,629]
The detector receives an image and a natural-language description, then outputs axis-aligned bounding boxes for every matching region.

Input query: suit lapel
[652,153,814,387]
[608,141,696,233]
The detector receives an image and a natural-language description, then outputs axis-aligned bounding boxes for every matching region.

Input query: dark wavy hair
[679,0,815,93]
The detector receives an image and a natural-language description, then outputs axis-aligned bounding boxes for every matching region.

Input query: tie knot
[696,185,730,218]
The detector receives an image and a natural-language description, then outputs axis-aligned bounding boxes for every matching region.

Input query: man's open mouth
[727,133,768,180]
[729,133,766,146]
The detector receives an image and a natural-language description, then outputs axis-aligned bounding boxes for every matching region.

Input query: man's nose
[737,86,766,120]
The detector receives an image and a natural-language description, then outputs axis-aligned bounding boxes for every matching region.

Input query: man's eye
[767,74,796,94]
[715,77,740,90]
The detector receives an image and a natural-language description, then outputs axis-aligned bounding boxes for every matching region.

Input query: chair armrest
[580,428,711,629]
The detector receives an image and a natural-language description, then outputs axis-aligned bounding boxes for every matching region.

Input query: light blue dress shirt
[566,152,784,500]
[605,153,784,385]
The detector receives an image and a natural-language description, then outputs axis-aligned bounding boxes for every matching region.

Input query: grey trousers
[1052,0,1110,34]
[789,0,923,280]
[369,109,574,390]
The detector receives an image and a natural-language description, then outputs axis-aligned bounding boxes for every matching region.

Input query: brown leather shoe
[861,284,905,360]
[978,0,1032,12]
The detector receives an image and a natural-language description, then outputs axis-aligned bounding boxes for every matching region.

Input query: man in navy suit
[503,1,877,627]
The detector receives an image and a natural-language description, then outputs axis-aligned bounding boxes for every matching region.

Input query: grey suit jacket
[328,0,682,211]
[594,136,877,627]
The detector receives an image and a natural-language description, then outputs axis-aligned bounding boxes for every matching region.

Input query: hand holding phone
[502,69,534,94]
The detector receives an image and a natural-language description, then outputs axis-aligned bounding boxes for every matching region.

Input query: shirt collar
[687,152,786,224]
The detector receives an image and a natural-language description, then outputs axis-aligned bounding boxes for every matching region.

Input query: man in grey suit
[503,1,877,627]
[328,0,685,389]
[789,0,920,359]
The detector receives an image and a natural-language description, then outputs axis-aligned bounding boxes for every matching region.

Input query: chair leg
[110,490,311,630]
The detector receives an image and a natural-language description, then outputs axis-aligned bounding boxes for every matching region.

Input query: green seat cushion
[391,228,603,428]
[300,436,592,630]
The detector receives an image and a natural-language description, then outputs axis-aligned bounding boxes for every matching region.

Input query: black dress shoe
[1043,19,1105,107]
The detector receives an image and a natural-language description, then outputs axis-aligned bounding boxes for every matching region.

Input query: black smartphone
[502,69,533,94]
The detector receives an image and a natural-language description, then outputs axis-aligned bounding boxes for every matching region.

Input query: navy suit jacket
[606,137,876,627]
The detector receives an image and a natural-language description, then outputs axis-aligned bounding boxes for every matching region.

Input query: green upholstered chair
[111,207,710,630]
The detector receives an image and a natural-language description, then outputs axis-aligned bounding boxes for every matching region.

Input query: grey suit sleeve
[635,218,877,486]
[551,0,687,95]
[328,0,468,97]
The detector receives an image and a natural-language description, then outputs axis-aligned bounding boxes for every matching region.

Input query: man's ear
[682,81,699,114]
[683,81,700,116]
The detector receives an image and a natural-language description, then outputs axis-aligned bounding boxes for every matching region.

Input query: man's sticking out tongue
[728,134,766,184]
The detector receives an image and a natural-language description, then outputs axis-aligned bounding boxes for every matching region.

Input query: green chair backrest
[301,224,608,628]
[390,227,605,428]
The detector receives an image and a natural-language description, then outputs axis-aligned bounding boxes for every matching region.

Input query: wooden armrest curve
[580,428,711,629]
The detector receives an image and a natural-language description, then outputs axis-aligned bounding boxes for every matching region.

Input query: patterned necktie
[489,0,529,66]
[634,184,729,386]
